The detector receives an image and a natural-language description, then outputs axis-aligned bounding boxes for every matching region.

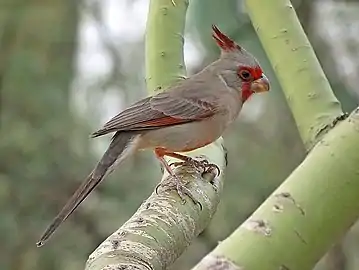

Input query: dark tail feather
[36,132,137,247]
[91,128,117,138]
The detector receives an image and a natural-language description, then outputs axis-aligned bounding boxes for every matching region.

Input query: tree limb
[246,0,344,149]
[193,109,359,270]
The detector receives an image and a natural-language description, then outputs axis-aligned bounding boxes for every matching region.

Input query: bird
[36,25,270,247]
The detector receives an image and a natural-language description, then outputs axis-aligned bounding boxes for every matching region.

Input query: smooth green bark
[194,110,359,270]
[145,0,188,92]
[246,0,343,149]
[85,1,227,269]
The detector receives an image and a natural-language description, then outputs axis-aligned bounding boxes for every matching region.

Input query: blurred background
[1,0,359,269]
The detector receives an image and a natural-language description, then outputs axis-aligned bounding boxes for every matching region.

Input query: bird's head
[212,25,270,102]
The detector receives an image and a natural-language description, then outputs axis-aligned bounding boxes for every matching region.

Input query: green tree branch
[145,0,187,92]
[85,0,227,269]
[194,110,359,270]
[245,0,344,149]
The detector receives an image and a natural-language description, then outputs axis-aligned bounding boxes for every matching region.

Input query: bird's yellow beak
[251,74,270,93]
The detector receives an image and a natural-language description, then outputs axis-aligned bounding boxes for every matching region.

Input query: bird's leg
[165,152,220,176]
[154,148,200,206]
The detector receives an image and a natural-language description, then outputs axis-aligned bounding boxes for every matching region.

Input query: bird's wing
[91,89,217,137]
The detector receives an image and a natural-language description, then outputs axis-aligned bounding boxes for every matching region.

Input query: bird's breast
[138,114,228,152]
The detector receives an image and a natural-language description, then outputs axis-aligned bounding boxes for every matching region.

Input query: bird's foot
[170,157,220,176]
[155,175,201,209]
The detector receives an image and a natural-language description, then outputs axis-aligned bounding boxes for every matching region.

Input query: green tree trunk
[85,1,227,269]
[192,0,359,269]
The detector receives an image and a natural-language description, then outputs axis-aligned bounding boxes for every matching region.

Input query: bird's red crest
[212,25,240,51]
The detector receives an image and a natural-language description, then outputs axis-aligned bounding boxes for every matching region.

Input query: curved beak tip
[252,74,270,93]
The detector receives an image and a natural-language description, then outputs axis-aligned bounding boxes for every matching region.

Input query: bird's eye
[238,69,253,81]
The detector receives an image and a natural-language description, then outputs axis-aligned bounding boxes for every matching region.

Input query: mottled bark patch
[243,219,272,236]
[198,255,244,270]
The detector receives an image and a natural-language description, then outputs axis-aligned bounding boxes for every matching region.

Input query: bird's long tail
[36,132,138,247]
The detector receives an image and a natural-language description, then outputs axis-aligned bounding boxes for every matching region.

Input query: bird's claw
[155,175,202,210]
[170,158,220,176]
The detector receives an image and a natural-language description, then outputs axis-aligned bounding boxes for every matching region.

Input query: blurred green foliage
[1,0,358,269]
